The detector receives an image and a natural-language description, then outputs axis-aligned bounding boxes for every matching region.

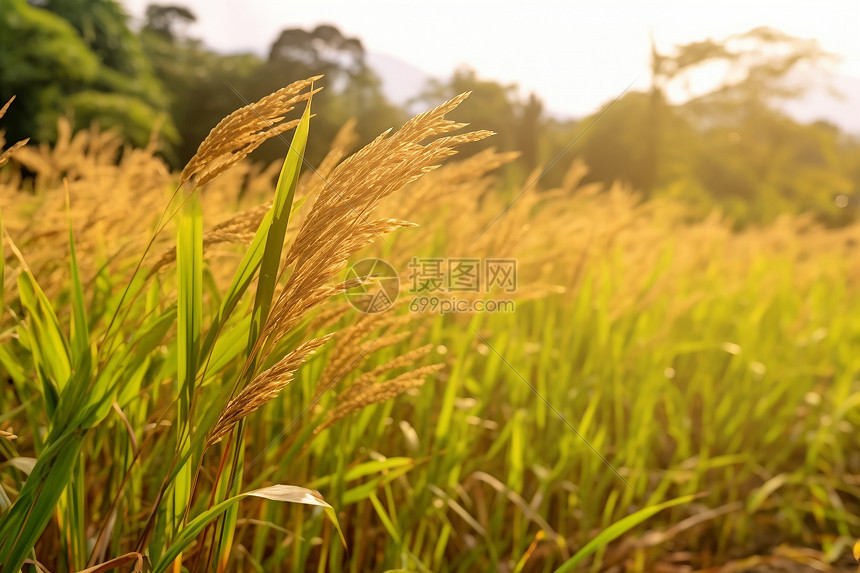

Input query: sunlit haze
[120,0,859,118]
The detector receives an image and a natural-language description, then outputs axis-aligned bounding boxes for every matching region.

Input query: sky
[120,0,859,118]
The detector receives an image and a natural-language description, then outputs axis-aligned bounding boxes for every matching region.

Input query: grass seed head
[179,76,322,189]
[208,334,333,446]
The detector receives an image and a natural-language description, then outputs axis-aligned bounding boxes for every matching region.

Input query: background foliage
[1,0,858,225]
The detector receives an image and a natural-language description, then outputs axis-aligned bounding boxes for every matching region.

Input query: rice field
[1,79,860,572]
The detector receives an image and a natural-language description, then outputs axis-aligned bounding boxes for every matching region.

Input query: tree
[252,23,403,166]
[140,5,264,164]
[648,27,835,196]
[0,0,100,143]
[142,3,195,41]
[0,0,176,148]
[414,66,557,182]
[268,24,364,84]
[141,16,403,168]
[517,93,543,172]
[660,27,834,121]
[575,27,856,225]
[577,91,697,195]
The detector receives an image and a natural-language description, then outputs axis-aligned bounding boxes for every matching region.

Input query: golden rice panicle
[0,97,29,169]
[396,91,479,141]
[207,334,332,446]
[179,76,322,189]
[355,343,436,388]
[204,202,272,245]
[306,303,351,334]
[284,92,493,271]
[310,343,435,437]
[382,147,520,248]
[254,93,490,355]
[297,118,359,201]
[10,117,127,187]
[0,96,13,120]
[258,272,372,357]
[311,313,414,402]
[316,363,444,435]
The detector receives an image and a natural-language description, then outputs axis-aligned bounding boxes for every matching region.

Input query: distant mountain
[366,52,435,112]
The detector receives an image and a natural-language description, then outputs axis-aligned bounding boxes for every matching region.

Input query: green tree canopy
[0,0,176,147]
[574,27,857,226]
[140,15,403,167]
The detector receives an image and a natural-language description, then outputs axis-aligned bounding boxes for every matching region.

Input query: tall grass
[1,78,860,573]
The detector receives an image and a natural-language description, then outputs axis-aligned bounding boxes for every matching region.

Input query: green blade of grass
[65,184,89,370]
[58,187,90,568]
[177,195,203,425]
[16,271,70,415]
[198,210,271,363]
[553,493,700,573]
[0,226,99,570]
[151,484,341,573]
[248,95,311,352]
[307,457,418,490]
[202,314,251,383]
[0,428,81,571]
[172,195,203,548]
[198,97,312,369]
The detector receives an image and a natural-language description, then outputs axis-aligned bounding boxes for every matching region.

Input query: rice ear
[315,363,444,435]
[179,76,322,190]
[255,92,491,356]
[207,334,333,447]
[0,96,29,169]
[208,91,489,446]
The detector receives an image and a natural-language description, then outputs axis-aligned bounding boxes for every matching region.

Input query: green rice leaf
[151,484,342,573]
[0,430,81,571]
[247,96,311,351]
[65,187,90,371]
[199,96,312,368]
[172,195,203,536]
[177,195,203,420]
[16,271,70,413]
[553,494,699,572]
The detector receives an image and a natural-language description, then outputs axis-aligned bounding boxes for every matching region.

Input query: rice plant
[1,75,859,573]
